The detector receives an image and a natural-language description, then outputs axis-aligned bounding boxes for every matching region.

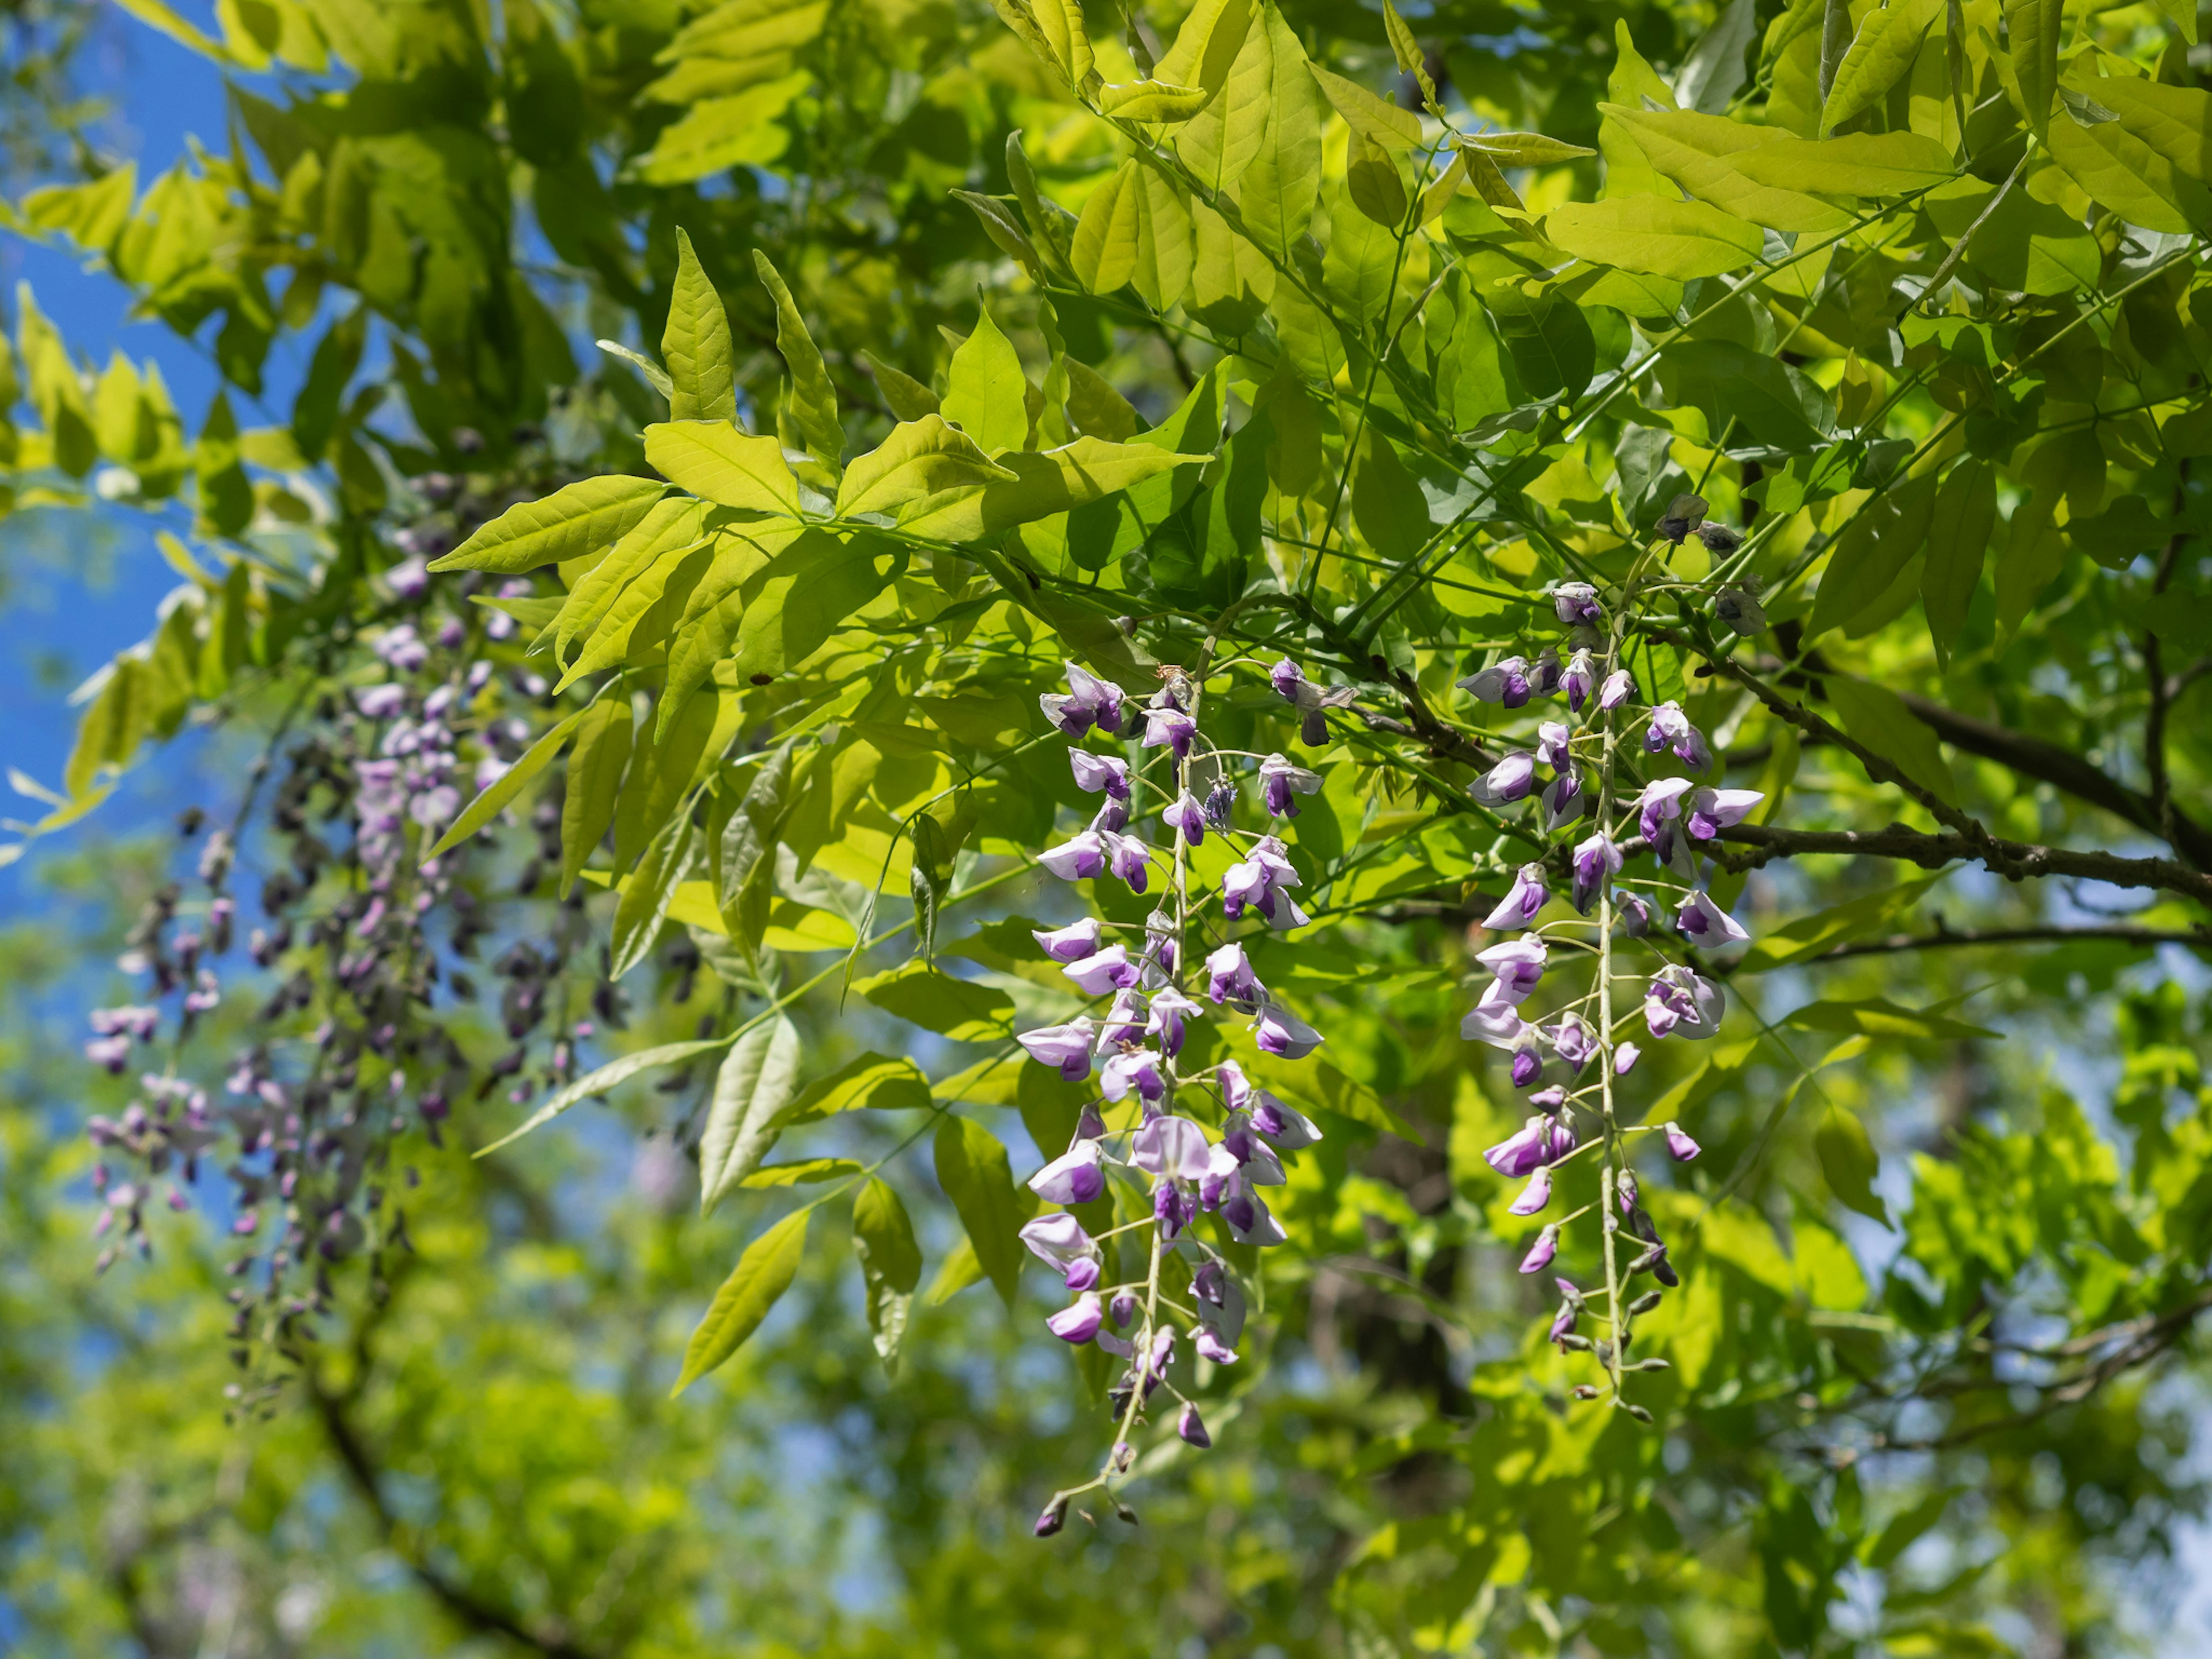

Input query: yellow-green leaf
[645,420,804,514]
[895,436,1213,542]
[853,1177,921,1370]
[1604,104,1850,233]
[752,249,843,467]
[1922,459,1997,668]
[1824,0,1942,135]
[431,475,669,574]
[1544,195,1766,279]
[1071,159,1142,295]
[698,1013,805,1213]
[835,415,1018,516]
[672,1209,810,1392]
[425,709,584,859]
[479,1035,732,1157]
[560,696,634,897]
[932,1116,1025,1309]
[1308,63,1422,148]
[1730,131,1956,195]
[942,304,1030,454]
[2003,0,2061,136]
[1824,676,1957,806]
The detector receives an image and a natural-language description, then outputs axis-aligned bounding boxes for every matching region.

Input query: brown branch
[310,1379,606,1659]
[1714,820,2212,909]
[1805,923,2211,962]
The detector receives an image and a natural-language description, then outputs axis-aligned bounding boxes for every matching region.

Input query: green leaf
[559,695,634,898]
[1175,3,1276,193]
[1095,77,1214,122]
[1813,1103,1888,1224]
[786,1051,933,1122]
[672,1209,809,1393]
[425,708,584,859]
[664,228,737,423]
[611,812,703,979]
[853,1177,921,1371]
[855,961,1014,1041]
[896,437,1214,543]
[1308,63,1422,148]
[1823,676,1957,806]
[932,1116,1025,1309]
[1808,469,1938,640]
[1234,7,1323,258]
[430,476,669,574]
[698,1014,805,1213]
[1253,1056,1414,1139]
[743,1158,862,1187]
[1603,104,1849,233]
[1344,127,1408,228]
[1733,876,1944,972]
[551,497,716,660]
[1921,459,1997,668]
[724,529,898,682]
[1658,339,1836,453]
[1824,0,1941,134]
[1675,0,1757,113]
[942,304,1029,454]
[644,420,804,514]
[1729,131,1956,196]
[1787,997,1999,1041]
[1152,0,1254,109]
[860,350,940,421]
[752,249,843,467]
[1460,131,1598,167]
[1071,160,1142,297]
[1864,1488,1959,1569]
[2003,0,2061,136]
[194,392,252,535]
[634,70,809,185]
[478,1035,733,1156]
[1544,195,1766,280]
[1350,427,1426,564]
[714,739,794,955]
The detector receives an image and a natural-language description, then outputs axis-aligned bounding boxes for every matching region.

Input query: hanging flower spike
[1553,581,1603,627]
[1028,1140,1107,1204]
[1645,965,1726,1040]
[1519,1225,1559,1274]
[1039,831,1107,880]
[1461,980,1532,1047]
[1041,662,1126,736]
[1687,786,1763,841]
[1253,1001,1324,1059]
[1475,934,1548,1002]
[1131,1114,1213,1181]
[1665,1122,1703,1161]
[1062,944,1141,996]
[1101,1048,1167,1104]
[1258,753,1321,818]
[1531,645,1565,696]
[1509,1166,1552,1215]
[1562,648,1597,712]
[1047,1292,1105,1343]
[1457,654,1532,709]
[1018,1019,1099,1081]
[1484,1115,1552,1179]
[1161,790,1207,846]
[1484,862,1549,929]
[1676,891,1751,945]
[1205,941,1261,1006]
[1570,832,1622,914]
[1069,750,1131,800]
[1599,668,1637,711]
[1146,987,1203,1056]
[1541,768,1587,831]
[1103,831,1152,893]
[1032,916,1103,963]
[1469,751,1537,809]
[1140,703,1197,762]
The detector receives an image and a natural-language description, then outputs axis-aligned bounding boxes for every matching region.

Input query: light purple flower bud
[1476,934,1547,1003]
[1528,1086,1566,1109]
[1519,1225,1559,1274]
[1249,1092,1320,1151]
[1536,722,1574,771]
[1541,768,1587,830]
[1047,1292,1105,1343]
[1676,890,1751,945]
[1070,750,1131,798]
[355,684,407,719]
[1102,1049,1166,1104]
[1599,668,1635,711]
[1132,1114,1213,1181]
[1562,649,1597,711]
[1531,645,1563,695]
[1063,944,1141,996]
[1104,831,1152,894]
[1511,1044,1543,1088]
[1195,1327,1238,1365]
[1018,1018,1099,1080]
[1033,917,1103,962]
[1222,836,1305,929]
[1618,1168,1639,1215]
[1161,790,1207,846]
[1253,1001,1324,1060]
[1618,892,1657,936]
[1270,658,1306,700]
[1571,832,1622,914]
[1547,1012,1599,1071]
[1483,863,1548,929]
[1140,705,1197,760]
[1259,753,1320,818]
[1146,988,1203,1056]
[1111,1291,1139,1327]
[1469,751,1537,809]
[1461,980,1532,1049]
[1028,1141,1107,1205]
[1039,831,1107,881]
[1645,965,1725,1040]
[1090,795,1130,834]
[1665,1121,1702,1161]
[1544,1113,1578,1163]
[1553,582,1602,626]
[1205,941,1260,1006]
[1614,1042,1642,1075]
[1178,1401,1212,1446]
[1065,1256,1102,1291]
[1484,1115,1552,1179]
[1550,1299,1579,1346]
[1458,656,1532,709]
[1687,787,1762,840]
[1508,1167,1552,1215]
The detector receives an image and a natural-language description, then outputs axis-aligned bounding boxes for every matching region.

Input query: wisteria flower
[1020,1211,1097,1274]
[1562,648,1597,711]
[1645,701,1711,769]
[1069,750,1130,799]
[1041,662,1125,737]
[1571,832,1622,914]
[1259,753,1321,818]
[1676,890,1750,945]
[1206,941,1261,1005]
[1271,658,1358,745]
[1457,655,1532,708]
[1039,831,1106,881]
[1146,987,1203,1055]
[1470,751,1536,809]
[1047,1292,1105,1343]
[1461,980,1532,1048]
[1103,1048,1166,1104]
[1553,581,1602,626]
[1476,934,1547,1002]
[1536,722,1573,771]
[1220,1181,1288,1246]
[1018,1019,1098,1081]
[1484,1115,1553,1179]
[1687,786,1762,840]
[355,683,407,719]
[1194,1328,1237,1365]
[1248,1092,1322,1152]
[1618,891,1656,936]
[1132,1114,1213,1181]
[1645,964,1726,1040]
[1518,1224,1559,1274]
[1665,1121,1703,1161]
[1599,668,1636,711]
[1063,944,1139,996]
[1029,1139,1106,1204]
[1531,645,1563,696]
[1032,917,1102,963]
[1103,831,1152,893]
[1546,1011,1598,1071]
[1140,704,1196,761]
[1541,768,1586,830]
[1484,863,1548,929]
[1509,1167,1552,1215]
[1253,1001,1324,1060]
[1096,988,1146,1050]
[1161,790,1207,846]
[1222,836,1306,929]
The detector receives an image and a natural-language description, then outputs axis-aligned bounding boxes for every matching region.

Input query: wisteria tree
[8,0,2212,1650]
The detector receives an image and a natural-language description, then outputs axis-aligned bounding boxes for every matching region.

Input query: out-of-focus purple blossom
[1039,831,1107,881]
[1665,1122,1702,1161]
[373,624,429,672]
[1519,1224,1559,1274]
[1458,655,1532,709]
[1470,751,1537,809]
[1018,1018,1099,1080]
[1645,965,1725,1040]
[1553,582,1603,626]
[1047,1293,1105,1343]
[387,555,430,598]
[1677,890,1750,946]
[1571,832,1622,914]
[1029,1141,1107,1204]
[355,684,407,719]
[1484,863,1548,929]
[1069,750,1131,798]
[1178,1402,1212,1446]
[85,1034,131,1073]
[1033,917,1103,962]
[1259,753,1320,818]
